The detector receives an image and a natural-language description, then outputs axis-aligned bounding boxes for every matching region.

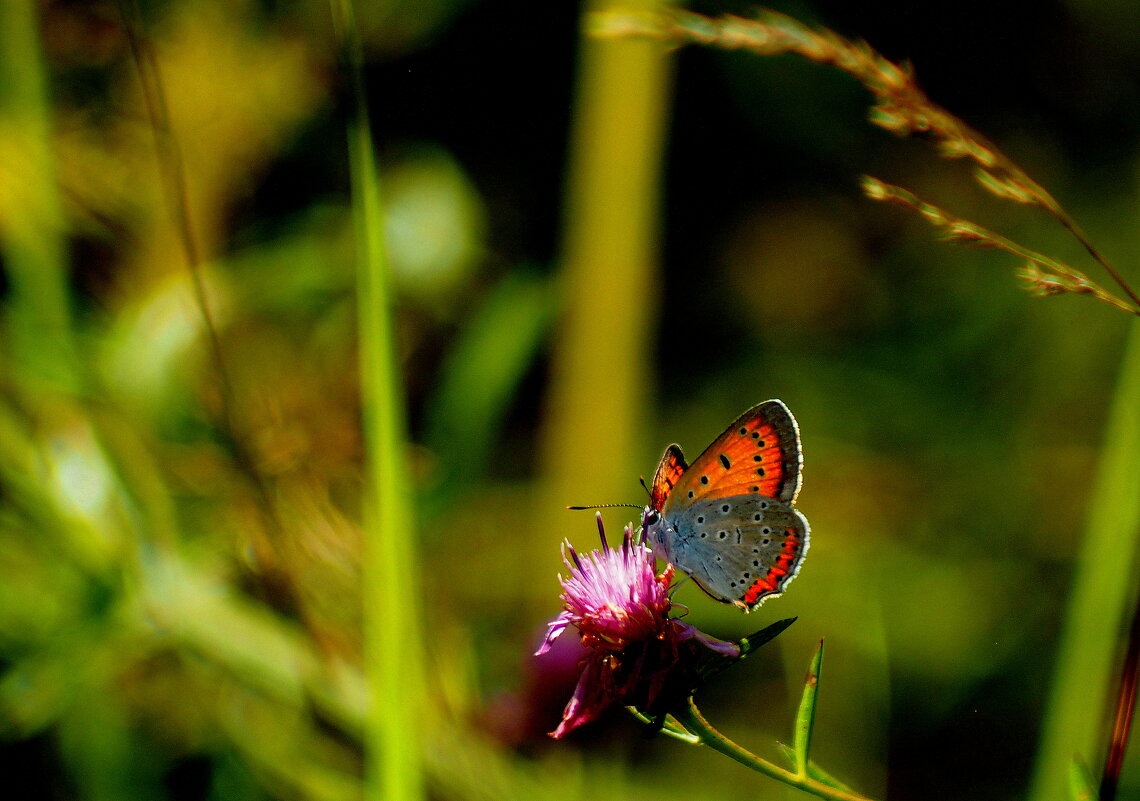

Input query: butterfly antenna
[566,503,644,511]
[639,476,651,498]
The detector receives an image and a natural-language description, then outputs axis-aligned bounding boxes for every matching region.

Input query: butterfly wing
[649,444,687,512]
[666,495,810,610]
[661,400,802,516]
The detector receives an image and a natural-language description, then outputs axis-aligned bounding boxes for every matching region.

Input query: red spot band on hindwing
[741,531,802,607]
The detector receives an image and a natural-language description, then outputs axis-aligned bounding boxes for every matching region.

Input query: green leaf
[695,617,797,686]
[421,270,557,521]
[794,638,824,776]
[738,617,798,659]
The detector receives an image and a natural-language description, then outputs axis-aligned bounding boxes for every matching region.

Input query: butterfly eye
[643,510,660,526]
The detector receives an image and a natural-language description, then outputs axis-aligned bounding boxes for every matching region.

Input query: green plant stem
[540,0,672,552]
[330,1,425,800]
[1029,322,1140,801]
[673,698,877,801]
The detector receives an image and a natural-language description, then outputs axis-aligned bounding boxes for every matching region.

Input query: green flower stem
[673,698,877,801]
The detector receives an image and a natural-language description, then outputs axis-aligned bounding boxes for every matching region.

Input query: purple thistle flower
[537,514,740,738]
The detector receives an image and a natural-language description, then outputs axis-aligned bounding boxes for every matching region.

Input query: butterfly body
[641,400,809,611]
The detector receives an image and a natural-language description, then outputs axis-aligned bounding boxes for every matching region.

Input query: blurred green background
[4,0,1140,800]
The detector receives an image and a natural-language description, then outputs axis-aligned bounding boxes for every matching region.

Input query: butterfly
[640,400,809,612]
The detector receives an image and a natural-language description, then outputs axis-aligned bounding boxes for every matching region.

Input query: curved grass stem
[1052,211,1140,314]
[595,6,1140,318]
[117,0,289,550]
[861,177,1139,315]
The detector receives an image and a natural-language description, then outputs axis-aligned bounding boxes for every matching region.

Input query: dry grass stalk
[590,6,1140,316]
[862,177,1136,314]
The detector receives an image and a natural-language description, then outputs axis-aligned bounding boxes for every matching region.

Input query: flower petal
[551,656,609,739]
[535,615,572,656]
[674,621,742,658]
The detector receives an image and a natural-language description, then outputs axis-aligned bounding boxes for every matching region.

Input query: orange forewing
[649,445,687,511]
[660,401,801,515]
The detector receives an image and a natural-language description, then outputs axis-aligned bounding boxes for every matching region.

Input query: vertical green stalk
[1029,322,1140,801]
[0,0,78,391]
[539,0,674,541]
[331,2,425,800]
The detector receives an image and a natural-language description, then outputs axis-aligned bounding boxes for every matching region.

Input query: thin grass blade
[331,1,425,799]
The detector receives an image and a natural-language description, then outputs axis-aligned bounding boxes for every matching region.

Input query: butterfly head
[639,505,672,552]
